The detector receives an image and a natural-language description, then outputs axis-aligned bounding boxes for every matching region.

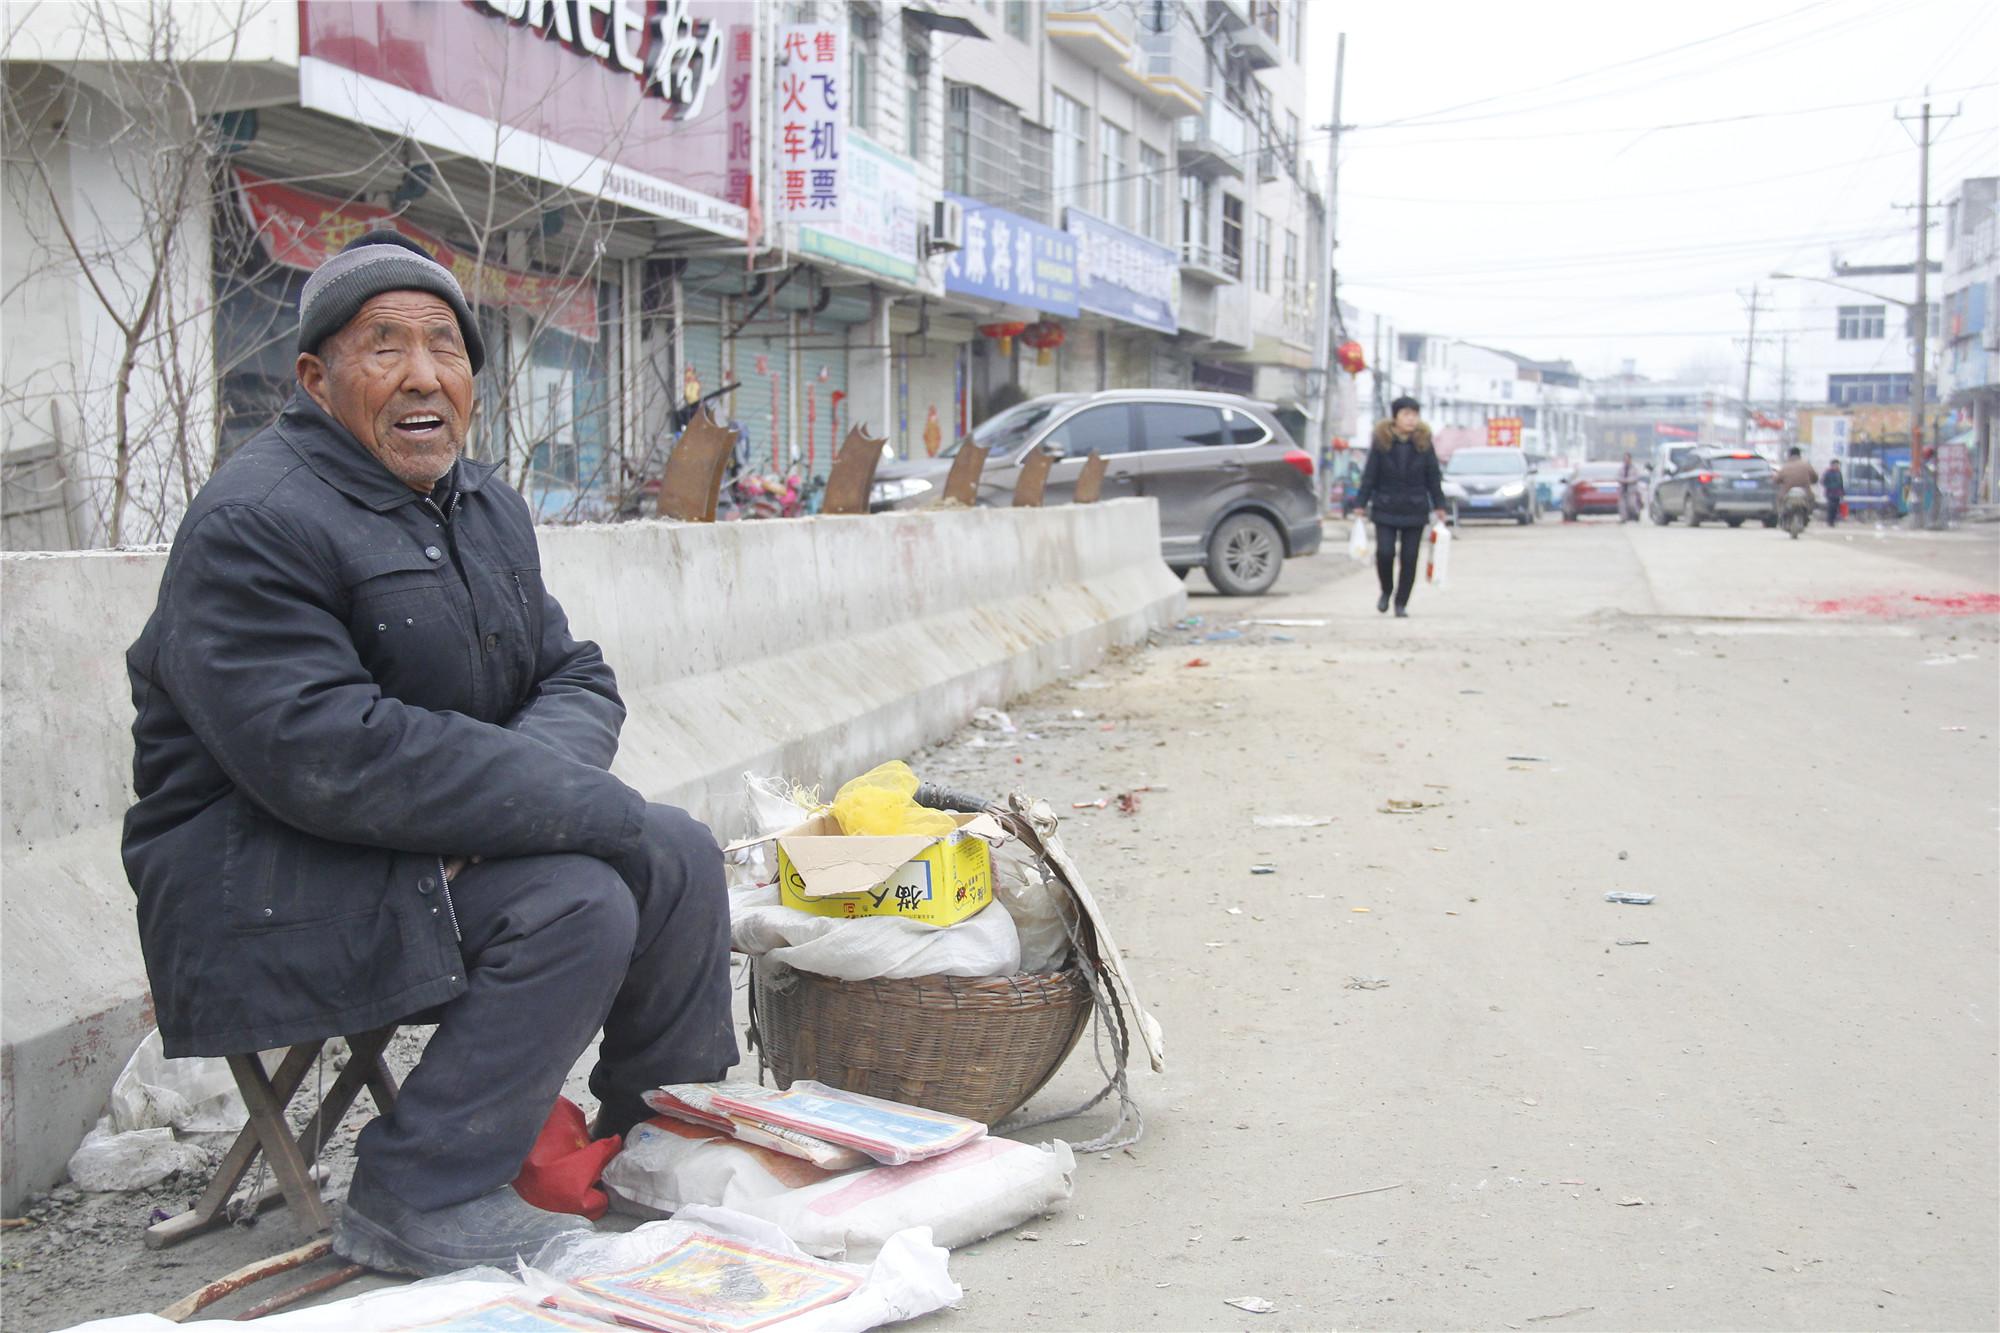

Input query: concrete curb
[0,501,1183,1209]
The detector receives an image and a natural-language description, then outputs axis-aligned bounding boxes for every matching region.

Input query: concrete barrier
[0,500,1183,1209]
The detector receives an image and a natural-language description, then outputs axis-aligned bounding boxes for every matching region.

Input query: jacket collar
[275,388,497,512]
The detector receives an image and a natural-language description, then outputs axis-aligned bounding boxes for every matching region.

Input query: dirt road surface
[6,516,1995,1331]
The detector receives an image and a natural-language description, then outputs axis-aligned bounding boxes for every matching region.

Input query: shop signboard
[942,196,1079,316]
[774,22,844,222]
[297,0,747,239]
[1486,416,1524,448]
[233,168,599,341]
[798,135,923,284]
[1064,208,1178,334]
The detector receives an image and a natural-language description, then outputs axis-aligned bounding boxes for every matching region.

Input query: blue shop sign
[1066,208,1178,335]
[942,194,1079,316]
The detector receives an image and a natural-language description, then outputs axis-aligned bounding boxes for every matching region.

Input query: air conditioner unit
[925,198,965,255]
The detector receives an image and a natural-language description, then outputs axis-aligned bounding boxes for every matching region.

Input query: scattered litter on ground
[1551,699,1570,707]
[1204,629,1243,642]
[1506,754,1551,763]
[1604,891,1655,905]
[1379,798,1434,814]
[1252,813,1335,828]
[1616,1197,1647,1207]
[1225,907,1244,916]
[1175,616,1203,630]
[1345,977,1390,990]
[1016,1230,1041,1242]
[963,736,1015,749]
[1248,864,1277,875]
[1072,798,1108,810]
[1066,1238,1090,1247]
[1305,893,1327,900]
[1184,657,1210,668]
[1618,850,1629,860]
[1301,1181,1406,1205]
[1616,939,1649,947]
[1524,1307,1597,1324]
[1941,725,1967,732]
[1521,1097,1539,1106]
[1460,689,1484,695]
[1115,791,1141,814]
[969,707,1016,733]
[1241,618,1327,627]
[1225,1296,1277,1314]
[1350,907,1372,914]
[1073,678,1112,690]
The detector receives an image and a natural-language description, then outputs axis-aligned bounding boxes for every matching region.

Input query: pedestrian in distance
[1619,450,1641,523]
[1349,396,1448,618]
[1823,457,1845,527]
[122,231,736,1279]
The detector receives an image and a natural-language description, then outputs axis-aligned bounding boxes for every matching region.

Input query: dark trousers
[1375,522,1425,608]
[355,803,736,1211]
[1826,494,1843,525]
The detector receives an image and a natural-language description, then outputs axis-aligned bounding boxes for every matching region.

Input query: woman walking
[1351,397,1447,617]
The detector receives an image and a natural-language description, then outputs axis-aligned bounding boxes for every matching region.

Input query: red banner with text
[233,168,598,343]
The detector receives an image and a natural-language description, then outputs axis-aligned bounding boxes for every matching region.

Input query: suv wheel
[1683,493,1702,528]
[1206,512,1283,596]
[1650,495,1671,525]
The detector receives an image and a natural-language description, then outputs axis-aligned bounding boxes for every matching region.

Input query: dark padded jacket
[122,390,646,1057]
[1353,420,1446,528]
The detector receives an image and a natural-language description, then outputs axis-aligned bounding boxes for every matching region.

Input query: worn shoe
[333,1167,592,1277]
[1376,593,1391,613]
[1394,605,1409,618]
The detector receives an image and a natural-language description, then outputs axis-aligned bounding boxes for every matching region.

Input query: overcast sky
[1307,0,1999,391]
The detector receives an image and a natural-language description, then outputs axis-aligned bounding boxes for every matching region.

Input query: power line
[1352,0,1836,131]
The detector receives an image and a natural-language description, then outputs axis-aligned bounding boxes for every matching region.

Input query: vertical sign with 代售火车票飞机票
[775,24,844,224]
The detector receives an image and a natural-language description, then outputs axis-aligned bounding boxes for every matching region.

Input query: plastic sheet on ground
[65,1122,209,1193]
[730,887,1021,980]
[525,1205,960,1332]
[606,1120,1074,1260]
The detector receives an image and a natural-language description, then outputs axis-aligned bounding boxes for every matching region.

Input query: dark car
[1443,447,1539,523]
[1562,462,1640,520]
[1649,450,1778,527]
[870,390,1322,595]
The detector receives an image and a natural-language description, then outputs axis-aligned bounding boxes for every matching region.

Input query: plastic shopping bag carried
[1425,519,1452,588]
[1346,516,1372,562]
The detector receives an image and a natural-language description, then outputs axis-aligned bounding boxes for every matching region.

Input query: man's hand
[444,855,480,882]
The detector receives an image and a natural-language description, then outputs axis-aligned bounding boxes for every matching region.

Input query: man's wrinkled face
[297,291,474,492]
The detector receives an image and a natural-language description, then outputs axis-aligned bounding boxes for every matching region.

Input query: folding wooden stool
[145,1026,400,1249]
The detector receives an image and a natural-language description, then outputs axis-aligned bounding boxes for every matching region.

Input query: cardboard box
[766,812,1001,928]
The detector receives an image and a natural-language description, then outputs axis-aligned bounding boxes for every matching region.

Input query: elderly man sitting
[122,232,735,1276]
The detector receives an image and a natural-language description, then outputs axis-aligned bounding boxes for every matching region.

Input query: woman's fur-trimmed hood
[1372,419,1434,452]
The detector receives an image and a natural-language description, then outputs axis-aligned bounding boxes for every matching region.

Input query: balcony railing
[1176,99,1248,177]
[1180,240,1242,284]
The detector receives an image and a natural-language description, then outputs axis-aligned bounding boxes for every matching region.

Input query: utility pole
[1777,334,1791,452]
[1896,93,1958,524]
[1738,286,1761,451]
[1309,31,1345,514]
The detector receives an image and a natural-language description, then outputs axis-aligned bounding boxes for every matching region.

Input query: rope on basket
[986,801,1144,1153]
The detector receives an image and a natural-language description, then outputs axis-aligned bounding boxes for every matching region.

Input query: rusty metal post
[942,442,988,506]
[1073,451,1108,503]
[820,424,888,515]
[656,410,737,522]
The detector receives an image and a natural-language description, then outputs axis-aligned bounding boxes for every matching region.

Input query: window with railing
[1139,143,1167,241]
[1099,119,1129,226]
[1052,91,1088,216]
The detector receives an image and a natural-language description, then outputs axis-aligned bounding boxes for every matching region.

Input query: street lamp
[1771,269,1935,522]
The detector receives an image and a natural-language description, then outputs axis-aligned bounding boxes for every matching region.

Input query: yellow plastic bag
[829,761,956,837]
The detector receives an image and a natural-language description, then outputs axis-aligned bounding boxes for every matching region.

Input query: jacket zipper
[436,855,462,942]
[512,571,528,607]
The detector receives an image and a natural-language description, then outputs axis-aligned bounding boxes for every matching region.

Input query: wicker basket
[749,960,1095,1126]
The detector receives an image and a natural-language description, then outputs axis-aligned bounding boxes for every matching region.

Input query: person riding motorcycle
[1772,447,1818,517]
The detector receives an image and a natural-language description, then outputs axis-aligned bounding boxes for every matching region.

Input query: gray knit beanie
[298,231,486,373]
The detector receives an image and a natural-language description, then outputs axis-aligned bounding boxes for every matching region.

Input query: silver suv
[870,390,1322,595]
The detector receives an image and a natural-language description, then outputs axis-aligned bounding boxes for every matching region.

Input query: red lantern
[1336,340,1367,375]
[1021,320,1066,365]
[977,321,1028,357]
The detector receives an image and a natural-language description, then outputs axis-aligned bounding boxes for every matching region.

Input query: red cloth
[512,1097,621,1221]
